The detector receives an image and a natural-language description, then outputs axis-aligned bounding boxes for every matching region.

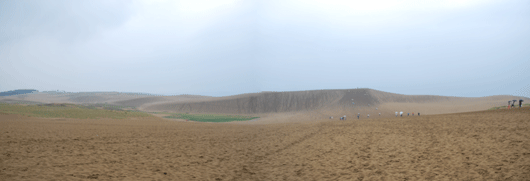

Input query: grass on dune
[82,103,137,111]
[163,113,258,122]
[0,103,152,119]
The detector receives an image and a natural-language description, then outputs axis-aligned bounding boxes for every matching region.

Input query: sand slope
[144,89,524,116]
[1,108,529,180]
[0,92,153,104]
[1,89,525,116]
[0,92,210,108]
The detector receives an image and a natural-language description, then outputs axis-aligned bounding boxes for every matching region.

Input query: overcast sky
[1,0,529,97]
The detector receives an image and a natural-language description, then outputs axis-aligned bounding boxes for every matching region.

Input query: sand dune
[144,89,524,116]
[0,92,152,104]
[1,89,525,117]
[0,92,209,108]
[1,89,528,180]
[1,108,529,180]
[144,90,345,114]
[113,95,212,110]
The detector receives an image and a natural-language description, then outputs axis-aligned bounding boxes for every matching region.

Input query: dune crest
[1,89,525,116]
[143,89,524,115]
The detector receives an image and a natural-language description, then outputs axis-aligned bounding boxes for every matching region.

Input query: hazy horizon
[2,88,529,99]
[1,0,529,98]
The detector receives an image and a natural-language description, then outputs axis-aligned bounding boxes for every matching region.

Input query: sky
[1,0,529,97]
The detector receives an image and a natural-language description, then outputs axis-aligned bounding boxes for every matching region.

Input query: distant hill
[1,89,526,116]
[0,89,38,96]
[0,91,211,109]
[142,89,527,115]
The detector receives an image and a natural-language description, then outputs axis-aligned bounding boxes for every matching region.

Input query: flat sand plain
[1,108,529,180]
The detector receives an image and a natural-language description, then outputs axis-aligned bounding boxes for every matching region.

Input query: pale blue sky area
[1,0,529,97]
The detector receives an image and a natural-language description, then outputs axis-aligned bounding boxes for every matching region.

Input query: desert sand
[1,107,529,180]
[1,89,523,116]
[142,89,523,115]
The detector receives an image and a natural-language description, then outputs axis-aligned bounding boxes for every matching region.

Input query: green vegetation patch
[0,103,152,119]
[489,106,507,110]
[163,113,258,122]
[80,103,136,111]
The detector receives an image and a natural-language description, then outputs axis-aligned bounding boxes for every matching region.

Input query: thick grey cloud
[1,0,529,97]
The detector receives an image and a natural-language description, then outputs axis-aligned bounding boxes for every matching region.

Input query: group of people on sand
[330,116,347,120]
[328,113,377,120]
[330,108,423,120]
[508,99,524,109]
[395,111,420,117]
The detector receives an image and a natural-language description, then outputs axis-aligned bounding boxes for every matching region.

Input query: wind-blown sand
[1,108,529,180]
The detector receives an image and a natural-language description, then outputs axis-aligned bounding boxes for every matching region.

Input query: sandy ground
[1,108,530,180]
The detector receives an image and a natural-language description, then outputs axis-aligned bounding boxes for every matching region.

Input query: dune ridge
[0,89,525,116]
[143,89,525,115]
